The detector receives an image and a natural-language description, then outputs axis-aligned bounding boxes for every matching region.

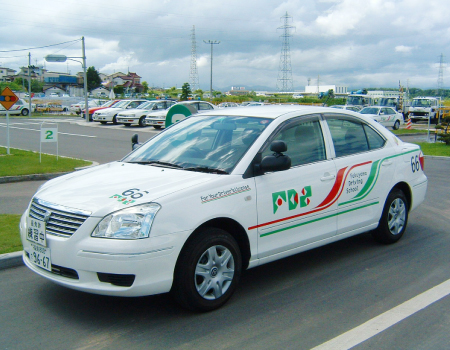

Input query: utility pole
[203,40,220,101]
[437,53,445,97]
[28,53,32,115]
[189,26,199,93]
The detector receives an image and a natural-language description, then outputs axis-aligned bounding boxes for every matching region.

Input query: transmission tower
[277,12,295,92]
[437,53,445,97]
[189,25,199,92]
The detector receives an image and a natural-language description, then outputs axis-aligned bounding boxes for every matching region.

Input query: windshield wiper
[183,166,229,174]
[128,160,183,169]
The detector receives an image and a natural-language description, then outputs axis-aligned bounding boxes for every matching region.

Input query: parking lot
[1,116,449,349]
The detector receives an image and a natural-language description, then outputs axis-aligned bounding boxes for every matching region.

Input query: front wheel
[112,115,118,125]
[372,189,408,244]
[171,228,242,311]
[393,120,400,130]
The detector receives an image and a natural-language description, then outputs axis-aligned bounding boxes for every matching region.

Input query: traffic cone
[406,118,412,129]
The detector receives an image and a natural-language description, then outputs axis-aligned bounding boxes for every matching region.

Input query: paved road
[0,115,449,349]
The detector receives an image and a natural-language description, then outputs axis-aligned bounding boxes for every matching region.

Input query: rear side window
[325,115,385,157]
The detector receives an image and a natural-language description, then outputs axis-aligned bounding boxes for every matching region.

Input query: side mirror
[131,134,140,150]
[258,140,291,174]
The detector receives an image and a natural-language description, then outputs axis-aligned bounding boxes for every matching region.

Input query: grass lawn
[413,142,450,157]
[393,128,433,135]
[0,214,22,254]
[0,147,92,177]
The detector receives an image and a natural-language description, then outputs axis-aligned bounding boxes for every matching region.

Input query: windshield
[378,98,397,107]
[101,100,117,108]
[123,115,272,174]
[347,96,369,106]
[412,99,433,107]
[360,107,379,114]
[113,101,129,108]
[136,101,155,110]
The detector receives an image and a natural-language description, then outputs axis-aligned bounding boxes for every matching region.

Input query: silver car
[116,100,176,127]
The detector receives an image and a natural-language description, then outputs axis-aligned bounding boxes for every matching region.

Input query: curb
[0,251,23,270]
[0,162,99,184]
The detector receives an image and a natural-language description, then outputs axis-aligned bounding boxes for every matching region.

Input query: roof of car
[194,105,359,119]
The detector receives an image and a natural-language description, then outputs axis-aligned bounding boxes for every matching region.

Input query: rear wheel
[172,228,242,311]
[124,123,131,127]
[21,108,29,116]
[372,189,408,244]
[100,121,107,125]
[112,115,118,125]
[153,125,162,129]
[393,120,400,130]
[138,117,145,127]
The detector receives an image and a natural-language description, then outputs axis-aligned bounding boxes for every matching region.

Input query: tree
[86,66,101,92]
[180,83,191,101]
[142,81,149,93]
[114,86,124,95]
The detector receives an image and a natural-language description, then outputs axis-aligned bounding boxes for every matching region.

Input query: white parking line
[311,279,450,350]
[0,124,96,138]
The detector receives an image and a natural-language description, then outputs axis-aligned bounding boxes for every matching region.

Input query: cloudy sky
[2,0,450,91]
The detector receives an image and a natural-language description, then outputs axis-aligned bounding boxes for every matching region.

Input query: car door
[380,107,396,127]
[324,113,396,235]
[253,114,338,260]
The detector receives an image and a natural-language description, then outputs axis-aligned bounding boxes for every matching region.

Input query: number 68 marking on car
[411,154,424,173]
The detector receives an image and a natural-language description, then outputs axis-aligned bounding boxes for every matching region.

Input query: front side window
[326,115,386,157]
[123,115,272,174]
[261,115,326,167]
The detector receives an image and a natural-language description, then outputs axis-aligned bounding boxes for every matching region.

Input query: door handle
[382,159,393,166]
[320,173,336,181]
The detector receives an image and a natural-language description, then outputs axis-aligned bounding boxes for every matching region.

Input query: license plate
[28,243,52,272]
[26,217,47,247]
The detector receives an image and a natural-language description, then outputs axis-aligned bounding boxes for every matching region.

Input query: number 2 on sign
[46,130,53,140]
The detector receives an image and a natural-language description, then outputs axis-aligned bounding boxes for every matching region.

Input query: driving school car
[20,105,427,311]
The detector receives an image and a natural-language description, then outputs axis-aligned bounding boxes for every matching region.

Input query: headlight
[92,203,161,239]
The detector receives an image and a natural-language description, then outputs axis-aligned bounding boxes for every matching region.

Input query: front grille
[29,198,91,238]
[97,273,135,287]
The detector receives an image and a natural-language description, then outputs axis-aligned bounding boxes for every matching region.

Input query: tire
[100,121,107,125]
[372,189,409,244]
[138,117,145,127]
[112,115,118,125]
[124,123,131,127]
[393,120,400,130]
[21,108,29,116]
[153,125,162,129]
[171,228,242,312]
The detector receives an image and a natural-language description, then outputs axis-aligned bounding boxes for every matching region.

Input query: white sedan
[359,106,404,130]
[20,106,427,311]
[92,100,148,124]
[116,100,176,127]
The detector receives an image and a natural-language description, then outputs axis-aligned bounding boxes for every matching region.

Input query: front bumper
[20,212,188,297]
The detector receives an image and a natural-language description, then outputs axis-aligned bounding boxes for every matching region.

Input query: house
[102,72,143,93]
[0,67,16,82]
[90,87,111,98]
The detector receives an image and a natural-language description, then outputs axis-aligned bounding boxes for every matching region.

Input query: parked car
[0,98,31,116]
[35,103,68,113]
[20,105,427,311]
[330,105,362,112]
[359,106,404,130]
[292,94,304,99]
[145,100,216,129]
[69,100,104,115]
[217,102,239,108]
[81,100,121,121]
[92,100,148,124]
[116,100,176,127]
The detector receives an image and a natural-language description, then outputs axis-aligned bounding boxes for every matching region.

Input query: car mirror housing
[256,140,291,174]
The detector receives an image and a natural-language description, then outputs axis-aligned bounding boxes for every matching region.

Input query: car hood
[118,108,152,116]
[34,162,214,217]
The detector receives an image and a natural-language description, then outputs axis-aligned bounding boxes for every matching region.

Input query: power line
[0,39,80,53]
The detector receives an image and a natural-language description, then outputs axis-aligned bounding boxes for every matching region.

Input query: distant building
[305,85,347,95]
[0,67,16,82]
[102,72,143,93]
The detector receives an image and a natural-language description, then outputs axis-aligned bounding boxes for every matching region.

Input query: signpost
[40,123,58,163]
[0,87,19,155]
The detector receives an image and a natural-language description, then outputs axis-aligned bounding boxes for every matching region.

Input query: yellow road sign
[0,87,19,110]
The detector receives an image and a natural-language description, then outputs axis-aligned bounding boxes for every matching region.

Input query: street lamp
[203,40,220,101]
[45,36,89,122]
